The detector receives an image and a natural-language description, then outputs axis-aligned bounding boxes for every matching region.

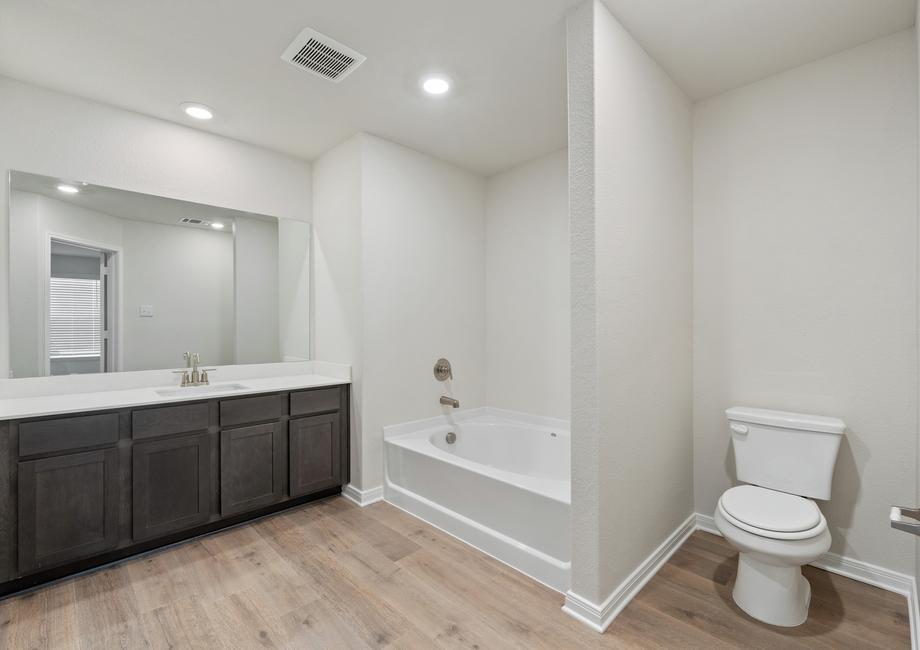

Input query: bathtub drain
[446,431,456,444]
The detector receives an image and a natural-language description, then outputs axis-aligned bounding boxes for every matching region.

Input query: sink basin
[155,382,250,398]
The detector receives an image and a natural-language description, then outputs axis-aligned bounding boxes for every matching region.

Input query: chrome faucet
[174,351,214,387]
[440,396,460,408]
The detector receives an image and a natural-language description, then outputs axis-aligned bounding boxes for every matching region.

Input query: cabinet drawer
[290,387,342,417]
[19,413,119,457]
[133,403,210,440]
[220,394,285,428]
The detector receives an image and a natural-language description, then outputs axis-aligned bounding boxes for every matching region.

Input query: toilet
[714,406,846,627]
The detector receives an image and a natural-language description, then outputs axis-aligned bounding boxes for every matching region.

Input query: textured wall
[693,29,919,574]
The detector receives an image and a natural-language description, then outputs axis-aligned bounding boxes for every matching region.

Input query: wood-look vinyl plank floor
[0,496,910,649]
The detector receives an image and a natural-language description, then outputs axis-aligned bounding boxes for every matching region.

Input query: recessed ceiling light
[210,222,225,230]
[421,75,450,96]
[57,184,79,194]
[180,102,214,120]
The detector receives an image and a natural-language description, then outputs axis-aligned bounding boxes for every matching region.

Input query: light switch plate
[139,304,155,317]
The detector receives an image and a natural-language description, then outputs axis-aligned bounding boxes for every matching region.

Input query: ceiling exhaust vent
[281,28,366,83]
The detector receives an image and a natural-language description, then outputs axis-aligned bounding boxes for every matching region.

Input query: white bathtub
[384,407,570,591]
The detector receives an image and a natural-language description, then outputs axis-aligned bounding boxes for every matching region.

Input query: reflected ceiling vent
[179,217,211,227]
[281,27,366,83]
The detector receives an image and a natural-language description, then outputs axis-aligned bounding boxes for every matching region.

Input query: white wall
[0,76,312,376]
[233,216,279,364]
[567,0,693,608]
[312,136,365,483]
[485,149,570,419]
[361,135,486,490]
[312,134,486,491]
[694,30,919,574]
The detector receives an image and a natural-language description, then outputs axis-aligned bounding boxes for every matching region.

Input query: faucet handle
[200,368,215,385]
[172,369,191,386]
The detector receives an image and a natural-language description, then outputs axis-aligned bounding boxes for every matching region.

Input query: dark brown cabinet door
[220,422,284,516]
[133,433,210,541]
[18,448,119,574]
[289,413,342,498]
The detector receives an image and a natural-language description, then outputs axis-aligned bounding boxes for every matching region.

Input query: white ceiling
[602,0,917,100]
[0,0,577,175]
[0,1,914,174]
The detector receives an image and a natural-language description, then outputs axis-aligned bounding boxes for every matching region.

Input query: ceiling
[0,1,915,174]
[0,0,577,175]
[602,0,917,100]
[10,170,278,231]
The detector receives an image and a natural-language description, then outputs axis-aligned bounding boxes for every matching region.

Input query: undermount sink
[154,382,250,398]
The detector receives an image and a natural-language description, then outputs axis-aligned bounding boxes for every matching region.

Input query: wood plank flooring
[0,496,910,648]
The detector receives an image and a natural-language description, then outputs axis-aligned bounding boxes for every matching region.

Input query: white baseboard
[342,483,384,507]
[566,510,918,645]
[695,512,919,649]
[695,512,915,594]
[562,513,697,632]
[911,575,920,650]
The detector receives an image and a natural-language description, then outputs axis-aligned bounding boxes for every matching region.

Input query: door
[133,433,210,541]
[220,422,284,515]
[289,413,341,498]
[18,448,119,574]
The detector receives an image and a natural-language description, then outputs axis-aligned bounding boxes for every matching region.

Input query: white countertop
[0,364,350,420]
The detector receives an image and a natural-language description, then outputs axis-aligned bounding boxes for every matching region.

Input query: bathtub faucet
[440,395,460,408]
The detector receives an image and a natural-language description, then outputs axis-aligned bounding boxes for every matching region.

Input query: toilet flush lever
[729,423,749,435]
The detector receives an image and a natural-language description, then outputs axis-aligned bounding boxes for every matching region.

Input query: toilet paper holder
[890,506,920,536]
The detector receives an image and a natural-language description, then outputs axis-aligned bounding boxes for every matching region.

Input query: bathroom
[0,0,917,647]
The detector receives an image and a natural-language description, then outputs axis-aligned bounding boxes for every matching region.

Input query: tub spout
[440,396,460,408]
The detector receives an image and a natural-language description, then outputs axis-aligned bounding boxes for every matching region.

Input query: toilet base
[732,552,811,627]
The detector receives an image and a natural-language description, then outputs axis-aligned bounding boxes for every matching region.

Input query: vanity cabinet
[220,422,284,516]
[0,383,350,597]
[290,413,342,497]
[18,448,120,574]
[133,432,211,541]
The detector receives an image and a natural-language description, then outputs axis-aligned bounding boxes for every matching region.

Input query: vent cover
[281,28,366,82]
[179,217,211,228]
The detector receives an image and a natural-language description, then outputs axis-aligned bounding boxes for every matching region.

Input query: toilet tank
[726,407,846,500]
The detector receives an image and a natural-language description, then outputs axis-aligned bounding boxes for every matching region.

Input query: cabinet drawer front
[290,387,342,417]
[18,448,120,574]
[289,413,342,498]
[19,413,119,457]
[220,423,284,516]
[219,394,285,427]
[133,403,210,440]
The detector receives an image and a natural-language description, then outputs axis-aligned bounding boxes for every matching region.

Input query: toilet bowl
[715,484,831,627]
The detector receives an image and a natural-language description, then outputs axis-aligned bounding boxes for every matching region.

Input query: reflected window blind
[49,277,101,357]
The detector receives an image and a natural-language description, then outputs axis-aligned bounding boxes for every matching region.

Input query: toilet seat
[718,485,826,541]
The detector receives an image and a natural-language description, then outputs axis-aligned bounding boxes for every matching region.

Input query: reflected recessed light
[57,184,79,194]
[421,75,450,95]
[180,102,214,120]
[210,222,225,230]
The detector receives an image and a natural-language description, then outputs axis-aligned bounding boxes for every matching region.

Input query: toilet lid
[719,485,822,533]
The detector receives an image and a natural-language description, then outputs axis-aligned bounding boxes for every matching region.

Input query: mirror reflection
[8,171,310,378]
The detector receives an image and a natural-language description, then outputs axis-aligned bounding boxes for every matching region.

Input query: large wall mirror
[8,171,310,378]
